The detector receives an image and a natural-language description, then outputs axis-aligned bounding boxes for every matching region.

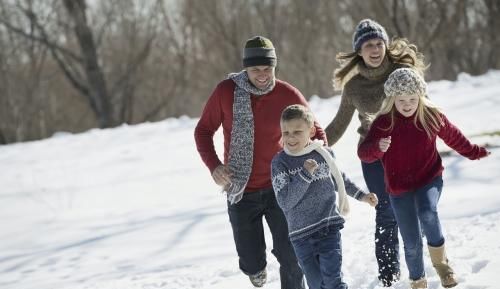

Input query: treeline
[0,0,499,143]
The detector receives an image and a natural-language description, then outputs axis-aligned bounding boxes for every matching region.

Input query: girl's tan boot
[428,244,458,288]
[410,277,427,289]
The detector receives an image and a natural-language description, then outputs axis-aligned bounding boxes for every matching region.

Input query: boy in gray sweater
[271,104,378,289]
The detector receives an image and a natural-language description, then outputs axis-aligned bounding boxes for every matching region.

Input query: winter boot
[410,277,427,289]
[428,244,458,288]
[249,269,267,287]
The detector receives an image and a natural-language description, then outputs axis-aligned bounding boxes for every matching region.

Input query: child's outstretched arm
[341,171,371,201]
[438,114,490,160]
[343,172,378,206]
[342,173,378,207]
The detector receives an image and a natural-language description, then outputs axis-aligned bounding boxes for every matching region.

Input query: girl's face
[359,38,386,68]
[280,119,315,154]
[246,65,275,90]
[395,94,419,117]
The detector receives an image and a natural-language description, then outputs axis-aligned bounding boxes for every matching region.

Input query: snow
[1,71,500,289]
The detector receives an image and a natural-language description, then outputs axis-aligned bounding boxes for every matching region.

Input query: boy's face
[246,65,275,90]
[280,119,315,154]
[395,93,419,117]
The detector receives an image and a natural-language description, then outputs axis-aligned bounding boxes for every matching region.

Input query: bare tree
[0,0,156,129]
[62,0,113,127]
[0,0,499,143]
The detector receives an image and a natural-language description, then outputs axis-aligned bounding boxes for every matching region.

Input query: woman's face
[358,38,386,68]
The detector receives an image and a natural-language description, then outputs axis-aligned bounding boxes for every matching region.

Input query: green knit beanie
[243,36,277,67]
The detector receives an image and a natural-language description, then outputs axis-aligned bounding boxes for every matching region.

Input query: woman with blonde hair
[325,18,426,287]
[358,68,490,289]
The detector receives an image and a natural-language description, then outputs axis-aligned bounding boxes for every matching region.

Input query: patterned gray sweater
[271,147,367,241]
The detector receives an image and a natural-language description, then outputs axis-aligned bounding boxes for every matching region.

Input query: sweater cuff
[477,147,489,159]
[353,189,368,201]
[298,169,314,183]
[208,159,223,173]
[373,146,385,159]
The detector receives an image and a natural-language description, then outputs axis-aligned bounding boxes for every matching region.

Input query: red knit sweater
[194,79,327,192]
[358,111,487,196]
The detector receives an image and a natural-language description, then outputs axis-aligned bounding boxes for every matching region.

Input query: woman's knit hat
[384,68,427,98]
[243,36,277,67]
[352,19,389,51]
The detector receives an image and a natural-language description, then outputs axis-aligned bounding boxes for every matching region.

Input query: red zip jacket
[358,111,487,195]
[194,78,327,192]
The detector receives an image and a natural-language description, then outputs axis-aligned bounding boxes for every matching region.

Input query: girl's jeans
[389,176,445,280]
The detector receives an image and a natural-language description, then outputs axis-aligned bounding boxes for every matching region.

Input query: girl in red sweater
[358,68,490,289]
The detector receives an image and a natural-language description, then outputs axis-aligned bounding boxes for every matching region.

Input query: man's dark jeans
[227,187,305,289]
[362,160,401,285]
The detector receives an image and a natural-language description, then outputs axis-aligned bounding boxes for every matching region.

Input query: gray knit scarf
[225,71,275,205]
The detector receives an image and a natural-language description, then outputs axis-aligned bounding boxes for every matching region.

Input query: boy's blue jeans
[227,187,305,289]
[389,176,445,281]
[291,225,347,289]
[361,160,400,283]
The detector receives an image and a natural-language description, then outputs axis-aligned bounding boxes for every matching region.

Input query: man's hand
[362,193,378,207]
[304,159,319,175]
[212,165,232,187]
[378,136,391,152]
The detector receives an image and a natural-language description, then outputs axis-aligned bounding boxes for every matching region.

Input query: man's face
[246,65,275,90]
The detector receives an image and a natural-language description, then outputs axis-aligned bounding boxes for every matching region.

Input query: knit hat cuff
[353,32,388,51]
[244,47,276,59]
[243,57,277,68]
[243,47,277,67]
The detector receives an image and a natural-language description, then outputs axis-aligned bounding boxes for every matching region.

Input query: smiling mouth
[403,108,412,113]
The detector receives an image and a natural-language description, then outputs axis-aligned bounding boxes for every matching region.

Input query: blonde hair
[375,93,443,138]
[333,38,427,90]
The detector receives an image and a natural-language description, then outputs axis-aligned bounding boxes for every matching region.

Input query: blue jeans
[291,225,347,289]
[227,188,305,289]
[361,160,400,283]
[389,176,445,280]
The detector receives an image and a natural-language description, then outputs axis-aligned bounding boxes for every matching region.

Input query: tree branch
[0,14,83,63]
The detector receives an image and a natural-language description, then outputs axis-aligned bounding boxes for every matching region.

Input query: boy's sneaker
[249,269,267,287]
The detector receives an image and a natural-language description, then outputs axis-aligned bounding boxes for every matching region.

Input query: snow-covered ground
[1,71,499,289]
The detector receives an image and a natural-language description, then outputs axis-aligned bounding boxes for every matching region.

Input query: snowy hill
[1,71,499,289]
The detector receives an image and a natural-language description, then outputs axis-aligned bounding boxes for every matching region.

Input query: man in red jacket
[194,36,326,288]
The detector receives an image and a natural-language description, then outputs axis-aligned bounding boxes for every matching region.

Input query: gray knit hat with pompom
[384,68,427,98]
[352,19,389,51]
